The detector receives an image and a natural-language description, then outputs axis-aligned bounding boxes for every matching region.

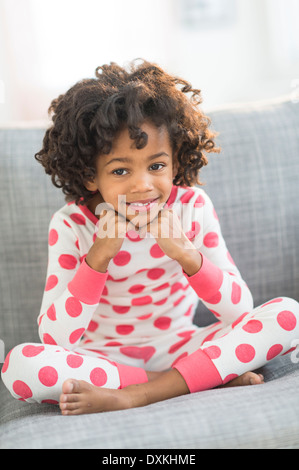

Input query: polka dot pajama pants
[2,297,299,404]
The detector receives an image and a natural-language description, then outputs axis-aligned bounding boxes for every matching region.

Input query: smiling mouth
[125,197,160,212]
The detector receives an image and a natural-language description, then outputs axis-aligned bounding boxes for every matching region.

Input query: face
[85,121,177,228]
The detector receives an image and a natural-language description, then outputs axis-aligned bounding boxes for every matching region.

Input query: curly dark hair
[35,59,220,205]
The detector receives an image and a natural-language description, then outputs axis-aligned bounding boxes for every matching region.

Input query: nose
[129,171,154,194]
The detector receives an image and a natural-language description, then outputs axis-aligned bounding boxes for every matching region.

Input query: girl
[2,60,299,415]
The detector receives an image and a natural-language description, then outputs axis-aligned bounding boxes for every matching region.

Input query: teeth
[130,202,151,206]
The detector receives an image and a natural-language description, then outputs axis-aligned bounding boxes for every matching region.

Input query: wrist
[176,249,203,277]
[85,247,111,273]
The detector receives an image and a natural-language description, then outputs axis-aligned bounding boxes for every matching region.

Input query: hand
[86,205,134,272]
[141,208,203,276]
[141,208,195,261]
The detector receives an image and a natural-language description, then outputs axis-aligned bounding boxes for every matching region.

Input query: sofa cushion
[1,355,298,449]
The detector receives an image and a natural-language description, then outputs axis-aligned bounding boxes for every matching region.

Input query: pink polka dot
[107,274,128,282]
[262,298,283,307]
[267,344,283,361]
[186,221,201,239]
[210,309,221,318]
[170,282,183,295]
[87,320,99,332]
[113,250,131,266]
[112,305,131,314]
[150,243,165,258]
[205,291,222,304]
[203,345,221,359]
[58,254,77,270]
[120,346,156,363]
[131,295,153,306]
[65,297,83,317]
[90,367,108,386]
[42,399,59,405]
[184,305,194,316]
[223,374,238,385]
[38,366,58,387]
[66,354,84,368]
[22,345,45,357]
[70,213,86,225]
[242,320,263,334]
[116,325,134,335]
[235,344,256,363]
[153,316,172,330]
[129,284,145,294]
[284,346,297,357]
[231,282,241,304]
[147,268,165,280]
[41,399,59,405]
[153,282,170,292]
[63,219,71,228]
[202,328,221,344]
[168,337,191,354]
[232,312,250,329]
[180,189,195,204]
[102,285,108,296]
[13,380,33,399]
[48,229,58,246]
[171,352,189,368]
[194,194,205,207]
[203,232,219,248]
[47,304,56,321]
[173,295,186,306]
[137,313,153,320]
[277,310,297,331]
[69,328,85,344]
[43,334,57,345]
[154,297,168,306]
[45,275,58,291]
[126,230,142,242]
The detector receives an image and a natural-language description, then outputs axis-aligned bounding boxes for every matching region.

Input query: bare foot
[221,371,264,388]
[59,369,187,416]
[59,379,135,415]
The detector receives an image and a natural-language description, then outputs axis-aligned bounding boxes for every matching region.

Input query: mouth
[125,197,160,212]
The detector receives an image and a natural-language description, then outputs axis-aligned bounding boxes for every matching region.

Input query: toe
[62,379,75,394]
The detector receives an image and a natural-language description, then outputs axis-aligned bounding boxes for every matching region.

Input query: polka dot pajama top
[2,185,299,403]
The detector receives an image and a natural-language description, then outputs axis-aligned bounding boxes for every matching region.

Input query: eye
[112,168,128,176]
[150,163,165,171]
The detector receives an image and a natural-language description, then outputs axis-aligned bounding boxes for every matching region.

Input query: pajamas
[2,186,299,403]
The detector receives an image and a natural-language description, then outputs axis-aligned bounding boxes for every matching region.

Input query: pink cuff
[173,349,223,393]
[68,259,108,305]
[116,363,148,388]
[183,254,224,301]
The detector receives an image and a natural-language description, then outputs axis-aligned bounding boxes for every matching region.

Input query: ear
[84,179,98,192]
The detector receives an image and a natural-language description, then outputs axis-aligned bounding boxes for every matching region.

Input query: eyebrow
[104,152,170,167]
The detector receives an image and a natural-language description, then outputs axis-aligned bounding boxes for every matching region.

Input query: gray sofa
[0,97,298,449]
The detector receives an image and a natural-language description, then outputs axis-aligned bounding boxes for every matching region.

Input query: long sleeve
[182,189,253,325]
[38,210,108,350]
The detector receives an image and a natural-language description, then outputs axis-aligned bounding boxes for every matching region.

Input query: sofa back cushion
[0,98,298,350]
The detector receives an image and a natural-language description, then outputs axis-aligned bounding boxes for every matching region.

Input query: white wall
[0,0,298,123]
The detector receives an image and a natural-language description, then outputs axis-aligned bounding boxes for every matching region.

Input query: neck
[87,192,104,218]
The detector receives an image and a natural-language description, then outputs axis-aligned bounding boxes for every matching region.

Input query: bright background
[0,0,299,123]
